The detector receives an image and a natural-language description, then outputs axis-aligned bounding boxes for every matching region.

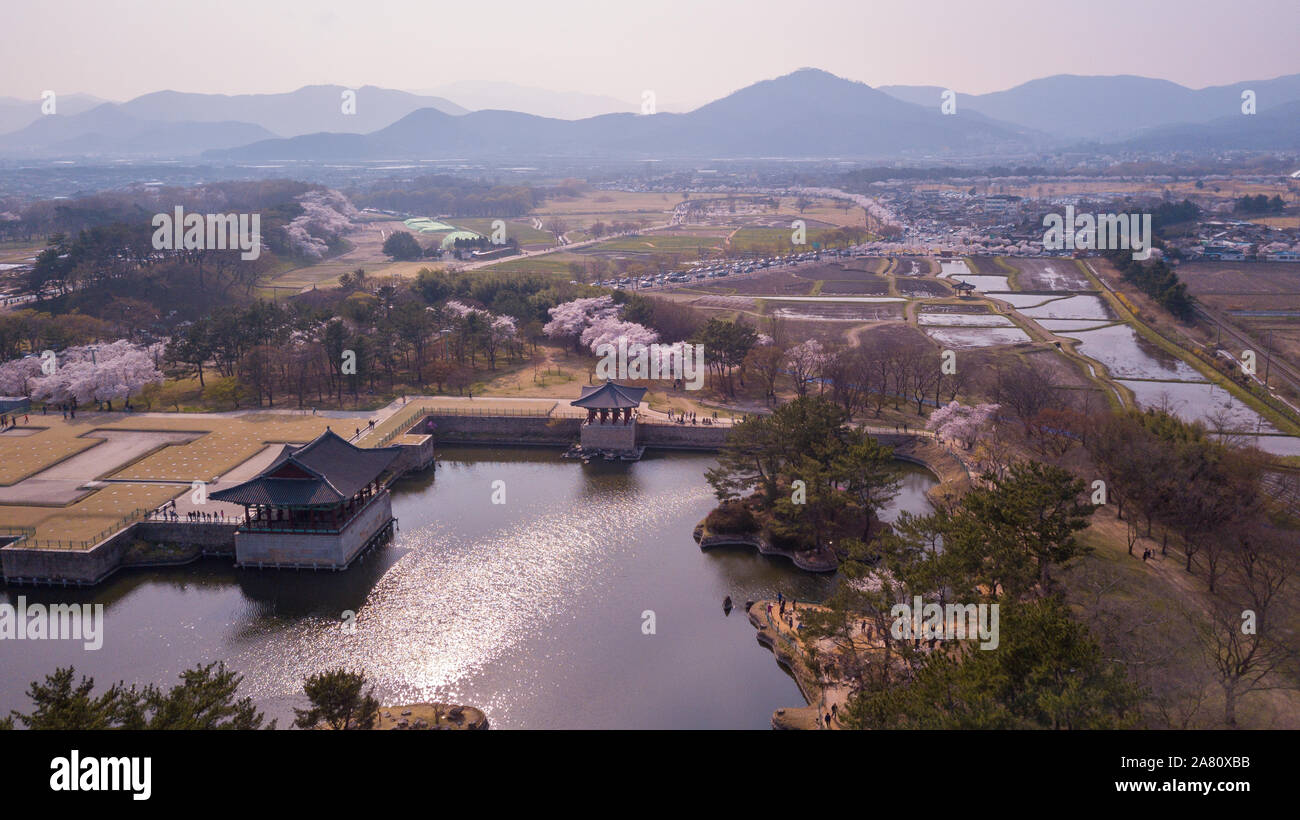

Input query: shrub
[706,501,758,533]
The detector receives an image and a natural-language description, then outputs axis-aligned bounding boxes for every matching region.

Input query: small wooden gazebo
[952,280,977,298]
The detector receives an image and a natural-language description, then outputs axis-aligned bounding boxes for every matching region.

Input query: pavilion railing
[240,490,389,535]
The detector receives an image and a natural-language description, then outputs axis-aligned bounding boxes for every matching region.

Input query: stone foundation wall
[637,423,730,450]
[392,434,436,474]
[1,521,237,585]
[234,491,393,568]
[423,414,580,445]
[580,421,638,450]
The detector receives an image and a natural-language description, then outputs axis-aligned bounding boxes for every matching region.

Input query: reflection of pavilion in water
[211,428,401,569]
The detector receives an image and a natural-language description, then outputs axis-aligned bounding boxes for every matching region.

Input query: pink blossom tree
[580,318,659,352]
[926,401,1000,449]
[27,341,163,407]
[543,296,618,348]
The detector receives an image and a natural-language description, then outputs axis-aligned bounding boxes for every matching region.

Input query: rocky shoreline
[376,703,489,730]
[694,524,839,572]
[747,600,836,729]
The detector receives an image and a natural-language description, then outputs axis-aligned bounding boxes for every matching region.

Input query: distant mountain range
[419,80,639,120]
[0,104,275,157]
[0,93,108,134]
[1117,98,1300,152]
[879,73,1300,142]
[208,69,1036,161]
[0,86,465,157]
[2,68,1297,160]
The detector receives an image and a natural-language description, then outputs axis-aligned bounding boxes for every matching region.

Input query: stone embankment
[695,525,838,572]
[377,703,489,730]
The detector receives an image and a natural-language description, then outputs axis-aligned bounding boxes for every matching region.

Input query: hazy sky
[5,0,1298,104]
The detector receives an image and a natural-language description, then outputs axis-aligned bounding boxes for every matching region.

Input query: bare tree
[1197,526,1299,727]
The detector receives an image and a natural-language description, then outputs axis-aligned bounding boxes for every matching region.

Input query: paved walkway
[751,598,888,729]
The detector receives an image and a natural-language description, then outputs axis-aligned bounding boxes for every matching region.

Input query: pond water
[0,447,937,729]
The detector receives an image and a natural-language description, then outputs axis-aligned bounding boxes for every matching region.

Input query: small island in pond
[697,396,904,570]
[377,703,489,731]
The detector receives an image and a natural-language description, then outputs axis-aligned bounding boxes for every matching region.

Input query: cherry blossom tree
[926,401,1000,449]
[580,317,659,352]
[26,341,163,406]
[543,296,618,347]
[0,355,46,397]
[283,189,358,258]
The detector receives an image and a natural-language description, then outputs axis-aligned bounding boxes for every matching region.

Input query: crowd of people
[148,500,238,524]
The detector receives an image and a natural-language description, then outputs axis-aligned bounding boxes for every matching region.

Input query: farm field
[914,178,1293,200]
[1002,257,1093,291]
[530,190,678,216]
[1177,261,1300,296]
[260,219,441,293]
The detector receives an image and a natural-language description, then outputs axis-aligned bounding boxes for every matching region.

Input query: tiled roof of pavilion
[570,381,648,410]
[210,429,401,507]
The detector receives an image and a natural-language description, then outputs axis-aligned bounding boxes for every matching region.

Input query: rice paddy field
[1002,258,1093,291]
[1167,260,1300,391]
[923,326,1033,349]
[937,259,1009,292]
[1018,294,1115,321]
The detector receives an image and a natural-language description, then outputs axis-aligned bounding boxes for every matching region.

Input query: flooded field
[918,313,1016,327]
[766,296,905,303]
[770,304,904,322]
[923,326,1032,349]
[937,259,1008,292]
[1118,379,1281,434]
[820,277,892,295]
[1235,434,1300,457]
[993,293,1066,309]
[1007,258,1093,291]
[939,260,972,278]
[1062,324,1206,381]
[1019,294,1114,321]
[1037,319,1122,332]
[951,275,1011,292]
